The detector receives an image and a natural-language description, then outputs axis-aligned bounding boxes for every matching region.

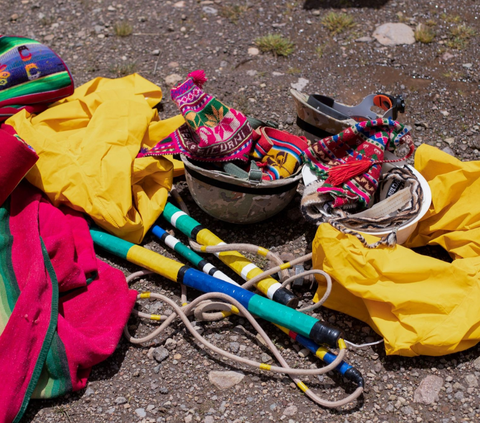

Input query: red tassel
[188,70,208,88]
[326,159,374,186]
[255,161,269,168]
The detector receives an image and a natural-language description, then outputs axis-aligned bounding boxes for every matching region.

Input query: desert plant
[233,95,251,116]
[113,21,133,37]
[447,24,476,49]
[220,4,249,24]
[396,12,408,23]
[40,15,56,26]
[415,23,436,43]
[110,62,137,77]
[287,67,301,75]
[440,13,461,24]
[254,34,295,57]
[315,44,325,58]
[321,12,355,35]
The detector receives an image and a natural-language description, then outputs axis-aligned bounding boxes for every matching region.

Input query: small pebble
[202,6,217,15]
[283,405,297,416]
[165,74,183,86]
[115,396,127,405]
[153,346,170,363]
[229,342,240,353]
[135,408,146,418]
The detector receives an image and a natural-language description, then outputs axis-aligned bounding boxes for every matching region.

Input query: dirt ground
[2,0,480,422]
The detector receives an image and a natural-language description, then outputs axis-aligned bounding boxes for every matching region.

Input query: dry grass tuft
[315,44,326,58]
[113,21,133,37]
[220,4,249,24]
[254,34,295,57]
[321,12,355,35]
[110,62,137,77]
[415,23,436,43]
[447,24,476,49]
[440,13,462,24]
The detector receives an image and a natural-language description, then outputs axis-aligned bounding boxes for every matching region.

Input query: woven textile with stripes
[303,118,413,211]
[250,126,309,181]
[0,36,74,121]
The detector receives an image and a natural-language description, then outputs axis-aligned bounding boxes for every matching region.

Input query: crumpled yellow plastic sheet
[313,144,480,356]
[6,74,185,243]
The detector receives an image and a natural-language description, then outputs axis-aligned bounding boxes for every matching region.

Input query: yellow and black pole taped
[127,245,184,282]
[163,202,298,308]
[296,381,309,393]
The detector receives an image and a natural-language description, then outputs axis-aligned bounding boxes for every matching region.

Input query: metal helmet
[182,155,303,224]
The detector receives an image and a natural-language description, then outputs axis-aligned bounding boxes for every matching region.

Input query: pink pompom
[188,70,207,88]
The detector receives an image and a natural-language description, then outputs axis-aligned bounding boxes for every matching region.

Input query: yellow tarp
[6,74,185,243]
[313,144,480,356]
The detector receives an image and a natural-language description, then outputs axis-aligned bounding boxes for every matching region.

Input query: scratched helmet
[291,89,405,141]
[182,155,304,224]
[0,35,74,121]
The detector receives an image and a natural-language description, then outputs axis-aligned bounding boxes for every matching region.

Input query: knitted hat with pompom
[138,70,254,163]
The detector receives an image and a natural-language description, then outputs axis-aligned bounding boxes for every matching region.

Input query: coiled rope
[125,271,363,408]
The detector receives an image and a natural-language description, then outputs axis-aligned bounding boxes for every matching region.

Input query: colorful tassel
[188,70,208,88]
[325,159,375,186]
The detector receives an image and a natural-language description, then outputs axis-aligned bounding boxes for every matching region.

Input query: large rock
[208,371,244,389]
[373,23,415,46]
[413,375,443,404]
[291,77,309,91]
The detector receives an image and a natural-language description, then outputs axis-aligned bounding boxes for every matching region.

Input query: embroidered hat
[0,36,74,121]
[138,70,254,163]
[302,118,414,211]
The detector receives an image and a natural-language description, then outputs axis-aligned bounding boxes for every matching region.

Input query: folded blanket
[0,181,137,423]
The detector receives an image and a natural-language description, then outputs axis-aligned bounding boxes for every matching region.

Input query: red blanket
[0,182,137,423]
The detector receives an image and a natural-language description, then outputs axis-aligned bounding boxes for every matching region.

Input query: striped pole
[276,325,364,388]
[153,224,358,378]
[152,225,238,286]
[162,202,298,308]
[90,227,341,348]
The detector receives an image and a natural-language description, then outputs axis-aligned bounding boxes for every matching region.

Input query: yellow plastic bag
[313,144,480,356]
[6,74,184,243]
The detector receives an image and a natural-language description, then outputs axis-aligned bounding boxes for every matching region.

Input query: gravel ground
[3,0,480,422]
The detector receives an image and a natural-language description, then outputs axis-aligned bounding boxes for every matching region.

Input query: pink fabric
[0,181,137,422]
[0,123,38,206]
[0,184,55,423]
[57,260,135,391]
